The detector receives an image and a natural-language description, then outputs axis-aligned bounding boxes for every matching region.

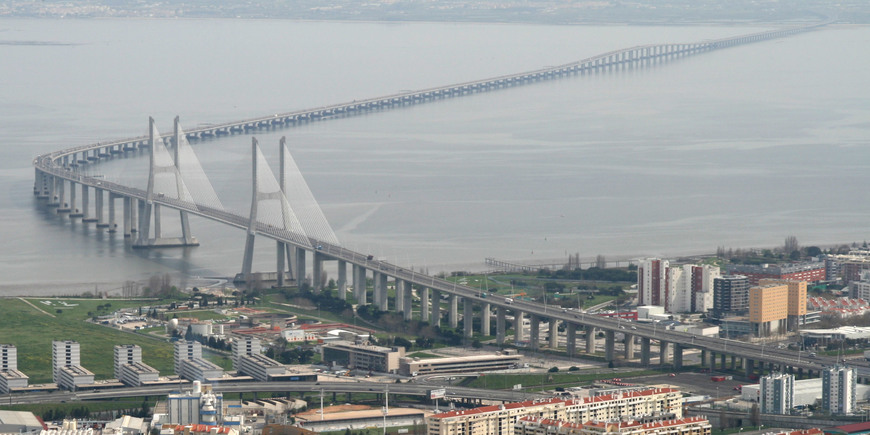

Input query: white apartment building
[639,259,719,313]
[114,345,159,386]
[174,340,224,382]
[428,388,682,435]
[52,340,94,390]
[0,345,28,393]
[231,337,285,382]
[823,365,856,415]
[760,372,794,414]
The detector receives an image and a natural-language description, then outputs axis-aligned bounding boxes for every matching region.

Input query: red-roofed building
[427,389,683,435]
[579,417,710,435]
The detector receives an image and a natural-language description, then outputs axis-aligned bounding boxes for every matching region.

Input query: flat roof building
[321,341,405,373]
[52,340,94,390]
[175,341,224,382]
[400,354,522,376]
[713,275,749,318]
[0,344,27,393]
[749,283,789,337]
[114,345,159,386]
[232,337,286,381]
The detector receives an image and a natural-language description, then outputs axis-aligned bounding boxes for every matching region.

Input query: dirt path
[18,297,56,317]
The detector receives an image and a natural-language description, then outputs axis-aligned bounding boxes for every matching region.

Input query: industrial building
[52,340,95,390]
[167,381,224,426]
[321,341,405,373]
[114,344,159,386]
[400,353,522,376]
[174,340,225,382]
[0,344,28,393]
[760,372,794,414]
[427,388,682,435]
[232,337,286,381]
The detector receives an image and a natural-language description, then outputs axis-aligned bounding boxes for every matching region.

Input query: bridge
[33,20,860,390]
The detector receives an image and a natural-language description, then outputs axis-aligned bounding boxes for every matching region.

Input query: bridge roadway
[31,20,852,385]
[5,381,544,405]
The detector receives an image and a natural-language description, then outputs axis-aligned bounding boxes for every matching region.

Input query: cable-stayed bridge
[36,21,868,381]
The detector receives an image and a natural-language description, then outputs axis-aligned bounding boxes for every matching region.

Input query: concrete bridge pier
[419,287,429,322]
[463,299,473,338]
[276,242,287,287]
[549,319,558,349]
[496,307,506,346]
[660,341,670,365]
[353,265,366,305]
[68,181,81,217]
[529,315,540,350]
[720,353,727,369]
[56,179,70,212]
[153,204,162,236]
[673,344,683,369]
[312,252,324,291]
[122,197,132,237]
[702,350,709,368]
[730,355,737,370]
[641,338,651,366]
[374,272,387,311]
[295,246,306,286]
[402,281,413,321]
[430,290,441,325]
[395,278,404,313]
[604,330,615,362]
[566,324,577,357]
[481,303,491,336]
[337,260,347,300]
[586,326,596,354]
[745,359,755,378]
[448,294,458,329]
[95,188,109,228]
[514,311,524,344]
[624,333,635,359]
[107,193,118,232]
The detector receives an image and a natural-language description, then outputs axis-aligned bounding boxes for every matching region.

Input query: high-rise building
[713,275,749,318]
[749,283,789,336]
[0,344,28,393]
[758,279,807,330]
[638,259,668,307]
[760,372,794,414]
[51,340,94,390]
[232,337,285,382]
[114,344,159,386]
[639,259,719,313]
[822,365,856,415]
[174,340,224,382]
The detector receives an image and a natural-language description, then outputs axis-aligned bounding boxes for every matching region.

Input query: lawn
[1,298,176,383]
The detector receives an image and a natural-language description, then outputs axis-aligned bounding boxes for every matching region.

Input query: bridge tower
[133,117,200,248]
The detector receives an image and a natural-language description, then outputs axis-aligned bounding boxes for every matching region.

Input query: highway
[4,381,545,405]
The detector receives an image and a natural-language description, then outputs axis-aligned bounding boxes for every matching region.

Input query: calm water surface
[1,19,868,295]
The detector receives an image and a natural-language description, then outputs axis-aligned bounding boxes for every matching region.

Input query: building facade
[760,372,794,414]
[0,345,28,393]
[638,259,668,308]
[822,365,856,415]
[427,388,682,435]
[52,340,94,390]
[114,344,159,386]
[639,259,719,313]
[749,283,789,337]
[725,262,825,285]
[321,341,405,373]
[713,275,749,318]
[174,340,224,382]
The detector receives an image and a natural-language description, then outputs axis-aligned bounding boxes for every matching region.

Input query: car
[505,298,513,305]
[631,326,637,330]
[668,373,676,377]
[316,245,322,250]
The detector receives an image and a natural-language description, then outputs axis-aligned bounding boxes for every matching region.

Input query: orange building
[759,279,808,331]
[749,283,788,336]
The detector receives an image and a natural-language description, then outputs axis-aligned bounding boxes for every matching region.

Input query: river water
[1,19,869,295]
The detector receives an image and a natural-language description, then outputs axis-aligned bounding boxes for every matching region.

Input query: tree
[595,255,607,269]
[784,235,800,254]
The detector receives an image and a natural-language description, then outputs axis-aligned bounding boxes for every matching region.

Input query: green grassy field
[0,298,176,383]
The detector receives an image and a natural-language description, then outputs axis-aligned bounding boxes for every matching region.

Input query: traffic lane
[634,372,747,398]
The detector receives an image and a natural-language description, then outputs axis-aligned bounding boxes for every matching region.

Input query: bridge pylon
[133,117,200,249]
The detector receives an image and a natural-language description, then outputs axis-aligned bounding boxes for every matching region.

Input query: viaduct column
[448,295,458,329]
[481,303,491,336]
[395,278,404,314]
[529,315,540,351]
[276,243,286,287]
[549,319,558,349]
[95,188,107,227]
[69,181,81,217]
[430,290,441,326]
[585,326,596,354]
[107,193,117,232]
[673,344,683,369]
[496,307,506,345]
[337,260,347,300]
[295,247,306,286]
[123,197,132,237]
[624,333,635,359]
[354,265,367,305]
[420,287,429,322]
[604,330,615,362]
[377,273,388,311]
[660,341,670,365]
[566,324,577,357]
[56,179,68,212]
[402,281,413,321]
[641,338,651,366]
[463,299,473,338]
[720,353,727,369]
[514,311,525,343]
[312,253,324,291]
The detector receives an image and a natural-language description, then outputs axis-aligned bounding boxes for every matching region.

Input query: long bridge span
[34,20,862,389]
